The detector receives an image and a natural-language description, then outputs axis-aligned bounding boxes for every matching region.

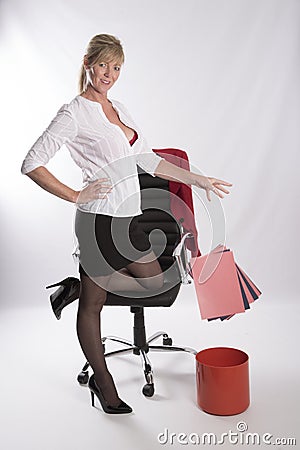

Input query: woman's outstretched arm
[154,159,233,202]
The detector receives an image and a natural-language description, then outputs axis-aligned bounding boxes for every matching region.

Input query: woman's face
[86,59,122,96]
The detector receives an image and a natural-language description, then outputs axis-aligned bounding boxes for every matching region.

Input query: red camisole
[129,130,138,146]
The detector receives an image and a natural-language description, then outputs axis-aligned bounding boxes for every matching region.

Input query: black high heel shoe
[46,277,80,320]
[88,374,133,414]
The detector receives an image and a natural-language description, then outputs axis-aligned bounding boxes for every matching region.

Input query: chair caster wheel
[142,383,155,397]
[163,336,172,345]
[77,371,89,385]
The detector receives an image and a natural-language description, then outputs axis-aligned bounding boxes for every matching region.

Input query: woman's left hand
[191,174,233,201]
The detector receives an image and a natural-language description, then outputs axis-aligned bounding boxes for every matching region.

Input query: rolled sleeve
[21,106,77,175]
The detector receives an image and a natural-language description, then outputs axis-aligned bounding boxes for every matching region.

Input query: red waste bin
[196,347,250,415]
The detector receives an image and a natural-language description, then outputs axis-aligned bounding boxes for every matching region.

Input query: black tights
[76,251,163,407]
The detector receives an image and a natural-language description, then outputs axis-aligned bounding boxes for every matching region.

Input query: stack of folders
[190,244,262,321]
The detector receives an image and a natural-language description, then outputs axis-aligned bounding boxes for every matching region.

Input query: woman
[21,34,232,415]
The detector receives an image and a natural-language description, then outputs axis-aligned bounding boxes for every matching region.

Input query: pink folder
[190,250,246,320]
[191,245,262,321]
[209,246,261,303]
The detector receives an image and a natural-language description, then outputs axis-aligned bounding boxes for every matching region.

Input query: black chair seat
[105,279,181,307]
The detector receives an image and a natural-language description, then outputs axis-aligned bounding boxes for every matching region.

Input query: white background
[1,0,299,304]
[0,1,299,449]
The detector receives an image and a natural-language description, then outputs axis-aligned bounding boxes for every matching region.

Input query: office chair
[47,150,198,398]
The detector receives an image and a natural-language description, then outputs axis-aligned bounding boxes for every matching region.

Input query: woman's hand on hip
[75,178,113,204]
[191,174,233,202]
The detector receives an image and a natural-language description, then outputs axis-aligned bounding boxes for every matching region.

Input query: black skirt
[74,209,152,277]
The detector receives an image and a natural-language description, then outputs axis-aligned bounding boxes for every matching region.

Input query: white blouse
[21,95,164,217]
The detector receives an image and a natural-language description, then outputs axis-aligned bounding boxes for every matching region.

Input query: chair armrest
[172,232,194,284]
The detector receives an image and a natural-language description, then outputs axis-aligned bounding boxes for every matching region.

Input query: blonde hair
[78,34,125,93]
